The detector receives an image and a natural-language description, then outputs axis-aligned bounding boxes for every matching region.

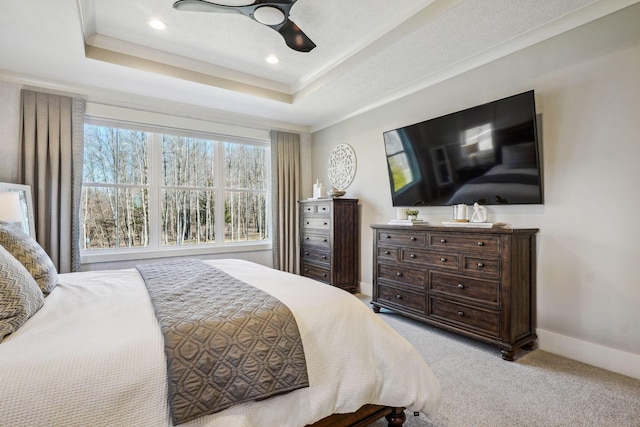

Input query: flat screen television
[383,90,543,207]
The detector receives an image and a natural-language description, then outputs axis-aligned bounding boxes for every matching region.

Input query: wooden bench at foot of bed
[308,405,406,427]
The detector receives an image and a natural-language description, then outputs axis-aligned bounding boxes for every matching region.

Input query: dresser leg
[522,341,535,350]
[372,305,381,313]
[501,349,516,361]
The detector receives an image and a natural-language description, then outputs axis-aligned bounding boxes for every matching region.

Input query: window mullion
[149,133,161,249]
[214,141,225,245]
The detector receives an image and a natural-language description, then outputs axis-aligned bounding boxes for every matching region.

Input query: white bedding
[0,259,440,426]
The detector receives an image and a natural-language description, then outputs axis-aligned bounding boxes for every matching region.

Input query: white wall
[311,8,640,379]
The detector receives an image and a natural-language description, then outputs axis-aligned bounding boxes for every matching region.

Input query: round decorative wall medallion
[328,143,357,191]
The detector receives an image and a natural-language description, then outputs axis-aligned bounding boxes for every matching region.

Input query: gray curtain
[270,130,301,273]
[19,90,84,273]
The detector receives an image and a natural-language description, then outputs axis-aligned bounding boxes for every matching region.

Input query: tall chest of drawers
[371,224,538,360]
[299,198,359,293]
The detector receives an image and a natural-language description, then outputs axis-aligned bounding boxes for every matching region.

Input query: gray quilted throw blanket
[136,260,309,425]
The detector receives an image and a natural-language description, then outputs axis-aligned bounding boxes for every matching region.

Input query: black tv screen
[383,90,543,207]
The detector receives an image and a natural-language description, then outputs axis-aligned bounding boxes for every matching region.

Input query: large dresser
[299,198,359,293]
[371,224,538,360]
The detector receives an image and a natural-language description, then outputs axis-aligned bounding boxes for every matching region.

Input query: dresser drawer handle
[410,254,416,258]
[306,221,310,225]
[396,272,403,277]
[322,255,327,259]
[384,251,391,255]
[477,262,484,267]
[410,236,417,241]
[305,237,310,240]
[304,268,309,272]
[440,257,446,262]
[322,273,327,277]
[323,239,328,242]
[457,311,465,317]
[385,235,391,239]
[323,222,328,226]
[477,241,484,246]
[304,251,309,256]
[440,239,446,243]
[396,294,403,300]
[457,283,464,289]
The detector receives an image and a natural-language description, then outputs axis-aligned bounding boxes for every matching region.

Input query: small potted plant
[406,209,419,220]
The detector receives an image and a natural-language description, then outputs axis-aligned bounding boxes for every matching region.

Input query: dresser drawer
[430,272,500,305]
[429,297,500,337]
[301,262,331,283]
[303,217,331,231]
[301,247,330,266]
[400,249,458,270]
[377,246,398,260]
[301,202,331,214]
[378,285,426,314]
[301,233,330,249]
[377,230,427,247]
[429,233,500,254]
[377,263,426,288]
[463,256,500,277]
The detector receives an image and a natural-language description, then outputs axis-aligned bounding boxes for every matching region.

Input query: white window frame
[80,117,272,265]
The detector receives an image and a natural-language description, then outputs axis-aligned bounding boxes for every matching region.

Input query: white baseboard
[360,281,640,380]
[536,328,640,380]
[359,282,372,297]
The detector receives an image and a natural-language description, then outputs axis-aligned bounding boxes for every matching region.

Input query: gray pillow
[0,221,58,295]
[0,245,45,342]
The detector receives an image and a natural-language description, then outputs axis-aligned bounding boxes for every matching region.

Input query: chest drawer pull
[410,253,416,258]
[410,236,417,241]
[396,294,403,299]
[477,241,484,246]
[322,255,327,259]
[384,250,391,255]
[457,311,465,317]
[477,262,484,267]
[385,234,391,239]
[323,238,328,242]
[324,222,328,226]
[305,237,310,240]
[322,273,327,277]
[457,283,464,289]
[440,257,447,262]
[396,272,403,277]
[304,251,309,255]
[440,239,446,243]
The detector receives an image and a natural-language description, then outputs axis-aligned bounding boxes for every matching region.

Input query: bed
[0,252,441,426]
[446,163,541,205]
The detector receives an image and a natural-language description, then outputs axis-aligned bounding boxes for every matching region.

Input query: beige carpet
[359,296,640,427]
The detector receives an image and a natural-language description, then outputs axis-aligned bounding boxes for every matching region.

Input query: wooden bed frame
[309,405,406,427]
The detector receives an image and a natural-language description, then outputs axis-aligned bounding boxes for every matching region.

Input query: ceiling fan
[173,0,316,52]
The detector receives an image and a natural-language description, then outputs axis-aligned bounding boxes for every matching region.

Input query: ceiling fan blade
[276,19,316,52]
[173,0,244,14]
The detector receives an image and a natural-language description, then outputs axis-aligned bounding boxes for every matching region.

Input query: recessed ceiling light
[253,6,285,26]
[149,18,167,31]
[265,55,280,64]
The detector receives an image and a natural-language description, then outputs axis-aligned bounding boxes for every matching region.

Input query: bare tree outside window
[81,123,270,252]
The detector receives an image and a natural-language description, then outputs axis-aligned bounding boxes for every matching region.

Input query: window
[81,121,270,259]
[383,130,417,193]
